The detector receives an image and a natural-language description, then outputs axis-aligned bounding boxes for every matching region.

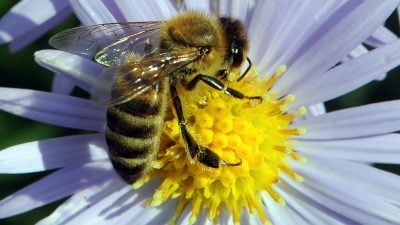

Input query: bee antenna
[236,57,252,82]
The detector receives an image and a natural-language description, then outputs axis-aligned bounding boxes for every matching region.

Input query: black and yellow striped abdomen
[106,79,168,184]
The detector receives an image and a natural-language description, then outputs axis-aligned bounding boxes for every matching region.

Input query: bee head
[219,17,249,69]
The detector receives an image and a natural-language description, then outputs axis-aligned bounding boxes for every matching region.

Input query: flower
[2,0,400,224]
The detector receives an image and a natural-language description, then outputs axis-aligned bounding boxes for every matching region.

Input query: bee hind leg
[170,84,241,168]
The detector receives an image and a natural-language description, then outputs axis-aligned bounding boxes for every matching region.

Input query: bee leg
[170,84,241,168]
[185,74,263,102]
[236,57,252,82]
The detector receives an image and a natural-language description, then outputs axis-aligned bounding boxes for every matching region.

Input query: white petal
[114,0,177,21]
[0,88,106,131]
[37,176,124,225]
[0,134,107,173]
[0,161,113,218]
[295,133,400,163]
[35,50,103,93]
[69,0,118,25]
[291,40,400,109]
[293,100,400,139]
[273,0,399,95]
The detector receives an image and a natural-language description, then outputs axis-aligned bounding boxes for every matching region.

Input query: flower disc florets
[134,66,306,225]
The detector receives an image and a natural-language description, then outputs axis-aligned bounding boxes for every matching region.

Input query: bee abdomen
[106,125,161,183]
[106,112,162,183]
[117,93,162,117]
[108,155,148,184]
[106,128,159,158]
[107,107,162,139]
[106,80,168,184]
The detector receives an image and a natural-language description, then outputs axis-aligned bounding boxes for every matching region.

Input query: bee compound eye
[231,46,243,68]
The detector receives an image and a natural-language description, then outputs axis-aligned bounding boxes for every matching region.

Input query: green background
[1,1,400,224]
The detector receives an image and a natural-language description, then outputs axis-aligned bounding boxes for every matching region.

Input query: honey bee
[50,11,262,184]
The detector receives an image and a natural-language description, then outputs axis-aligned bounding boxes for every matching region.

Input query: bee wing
[91,50,204,106]
[49,22,163,66]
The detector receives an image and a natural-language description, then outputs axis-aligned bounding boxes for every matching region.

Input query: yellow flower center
[133,66,306,225]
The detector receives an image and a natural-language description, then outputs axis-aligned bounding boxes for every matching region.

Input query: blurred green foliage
[0,1,400,225]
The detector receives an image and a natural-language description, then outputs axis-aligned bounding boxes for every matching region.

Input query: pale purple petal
[240,212,263,225]
[35,50,103,93]
[294,100,400,139]
[276,184,355,225]
[52,74,75,95]
[342,45,389,81]
[264,194,309,225]
[0,134,107,173]
[69,0,119,25]
[291,39,400,109]
[0,161,114,218]
[306,103,326,117]
[347,44,369,58]
[184,0,213,13]
[295,134,400,164]
[290,157,400,206]
[114,0,177,21]
[248,0,296,71]
[281,173,399,225]
[37,177,126,225]
[64,180,175,225]
[289,160,400,224]
[0,88,105,131]
[0,0,72,51]
[273,1,399,96]
[249,0,326,75]
[366,26,398,47]
[218,0,255,20]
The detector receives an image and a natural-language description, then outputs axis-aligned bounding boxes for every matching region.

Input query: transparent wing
[49,22,163,66]
[91,50,204,106]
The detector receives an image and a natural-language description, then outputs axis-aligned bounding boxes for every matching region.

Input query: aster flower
[2,0,400,225]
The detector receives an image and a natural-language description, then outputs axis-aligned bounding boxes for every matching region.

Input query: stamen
[265,186,286,206]
[280,128,305,136]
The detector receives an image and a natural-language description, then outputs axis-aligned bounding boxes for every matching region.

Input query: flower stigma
[132,65,307,225]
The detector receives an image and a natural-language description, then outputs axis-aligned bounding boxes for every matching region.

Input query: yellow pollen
[139,66,306,224]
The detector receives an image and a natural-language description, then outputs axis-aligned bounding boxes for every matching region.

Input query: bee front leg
[170,84,241,168]
[184,74,263,102]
